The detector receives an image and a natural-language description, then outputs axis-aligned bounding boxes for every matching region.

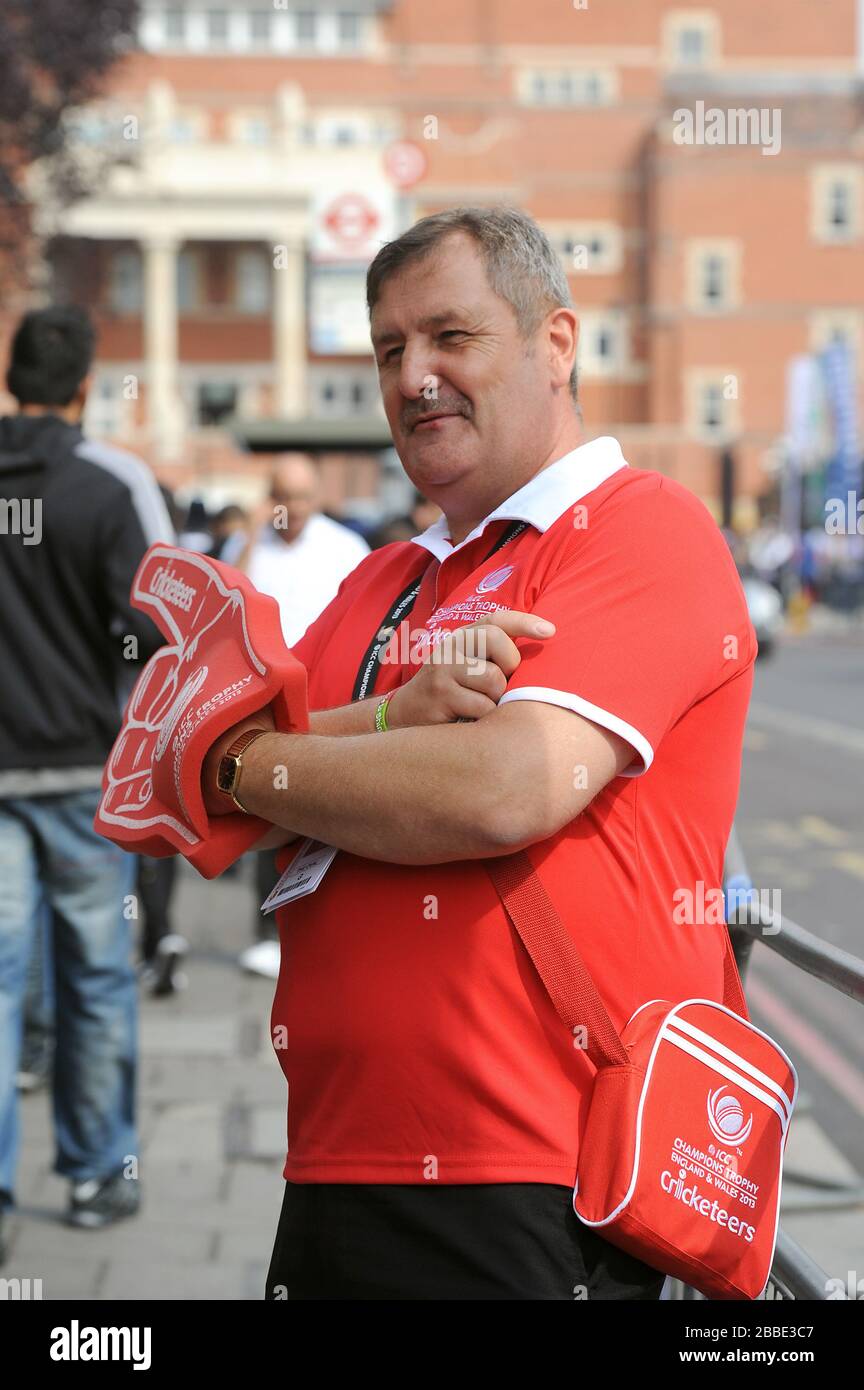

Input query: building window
[169,115,199,144]
[811,167,863,242]
[809,312,864,372]
[337,13,361,49]
[108,248,142,314]
[249,9,272,44]
[85,376,126,438]
[164,8,185,43]
[687,371,739,440]
[235,249,270,313]
[517,67,616,107]
[663,11,719,69]
[235,113,271,144]
[577,311,625,377]
[687,241,740,311]
[296,11,318,46]
[177,249,200,312]
[700,382,725,433]
[197,382,238,427]
[548,222,623,275]
[205,9,229,44]
[701,254,727,305]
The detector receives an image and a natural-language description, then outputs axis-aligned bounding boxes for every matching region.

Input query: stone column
[142,234,183,458]
[272,237,307,417]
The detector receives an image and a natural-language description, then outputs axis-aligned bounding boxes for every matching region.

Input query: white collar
[410,435,628,562]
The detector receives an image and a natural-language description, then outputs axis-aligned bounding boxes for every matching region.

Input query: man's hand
[201,704,277,818]
[386,610,555,728]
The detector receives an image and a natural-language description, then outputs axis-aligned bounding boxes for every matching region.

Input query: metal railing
[664,824,862,1301]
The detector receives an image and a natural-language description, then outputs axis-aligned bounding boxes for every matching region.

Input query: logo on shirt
[476,564,515,594]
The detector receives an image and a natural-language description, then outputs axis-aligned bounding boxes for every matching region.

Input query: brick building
[12,0,864,523]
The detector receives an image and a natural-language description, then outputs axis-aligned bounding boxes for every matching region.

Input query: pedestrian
[225,455,369,979]
[197,207,757,1300]
[0,306,171,1261]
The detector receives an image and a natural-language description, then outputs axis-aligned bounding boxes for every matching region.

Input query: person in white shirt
[226,453,370,976]
[225,453,370,648]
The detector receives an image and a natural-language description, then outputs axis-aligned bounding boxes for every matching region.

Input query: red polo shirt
[270,437,756,1185]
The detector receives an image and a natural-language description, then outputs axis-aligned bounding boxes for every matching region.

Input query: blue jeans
[0,789,138,1207]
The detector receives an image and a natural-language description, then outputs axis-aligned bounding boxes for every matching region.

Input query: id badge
[260,838,338,914]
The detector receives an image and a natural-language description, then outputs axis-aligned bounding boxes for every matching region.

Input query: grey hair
[366,206,579,403]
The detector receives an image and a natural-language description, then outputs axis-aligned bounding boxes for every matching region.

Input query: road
[736,625,864,1189]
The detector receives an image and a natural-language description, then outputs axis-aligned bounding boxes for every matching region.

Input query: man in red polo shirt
[202,207,756,1301]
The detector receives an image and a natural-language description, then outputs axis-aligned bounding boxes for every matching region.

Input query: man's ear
[547,307,578,392]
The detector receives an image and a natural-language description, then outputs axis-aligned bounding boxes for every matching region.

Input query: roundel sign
[323,193,380,253]
[383,140,427,190]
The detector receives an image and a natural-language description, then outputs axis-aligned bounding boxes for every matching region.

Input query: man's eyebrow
[371,311,473,350]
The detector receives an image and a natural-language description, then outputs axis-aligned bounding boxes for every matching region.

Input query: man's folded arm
[239,698,634,866]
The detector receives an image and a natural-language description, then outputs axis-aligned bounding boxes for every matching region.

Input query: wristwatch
[216,728,271,813]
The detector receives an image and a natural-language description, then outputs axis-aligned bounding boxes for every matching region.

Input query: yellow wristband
[374,693,391,732]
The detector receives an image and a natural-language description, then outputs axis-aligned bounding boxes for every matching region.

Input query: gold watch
[216,728,270,813]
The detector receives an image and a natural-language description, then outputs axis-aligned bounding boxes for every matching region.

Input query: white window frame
[662,10,721,69]
[686,239,741,312]
[811,165,863,243]
[108,247,143,314]
[809,311,864,371]
[177,247,202,313]
[515,66,618,108]
[576,310,628,379]
[545,221,623,276]
[235,247,271,313]
[686,369,741,442]
[85,374,130,438]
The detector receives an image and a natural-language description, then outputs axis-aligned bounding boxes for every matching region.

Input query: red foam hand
[94,544,308,878]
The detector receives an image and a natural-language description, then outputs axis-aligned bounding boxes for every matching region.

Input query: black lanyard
[352,519,527,701]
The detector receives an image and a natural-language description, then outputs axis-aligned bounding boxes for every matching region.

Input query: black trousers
[265,1182,666,1301]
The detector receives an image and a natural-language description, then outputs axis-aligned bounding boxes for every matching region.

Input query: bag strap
[486,849,750,1073]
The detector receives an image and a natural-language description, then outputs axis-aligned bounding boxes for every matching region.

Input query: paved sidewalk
[4,861,287,1301]
[3,860,861,1300]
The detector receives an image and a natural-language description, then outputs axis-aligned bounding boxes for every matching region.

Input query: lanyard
[352,518,527,701]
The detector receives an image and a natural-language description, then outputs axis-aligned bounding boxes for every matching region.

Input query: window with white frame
[337,12,361,49]
[164,8,185,42]
[168,111,204,143]
[85,376,128,438]
[663,11,720,69]
[296,10,318,46]
[577,311,626,378]
[809,311,864,371]
[235,248,271,313]
[516,67,617,107]
[177,248,200,312]
[108,248,143,314]
[312,372,375,417]
[205,8,229,43]
[686,241,740,311]
[811,166,863,242]
[687,371,739,440]
[546,223,623,276]
[248,9,272,44]
[140,5,370,55]
[230,110,271,144]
